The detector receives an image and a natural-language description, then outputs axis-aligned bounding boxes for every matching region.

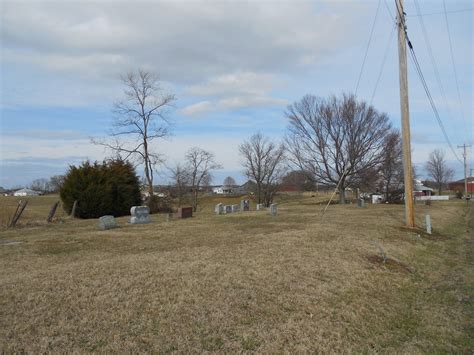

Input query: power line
[413,0,460,138]
[355,0,381,96]
[407,8,473,17]
[442,0,469,142]
[370,23,396,105]
[393,0,463,164]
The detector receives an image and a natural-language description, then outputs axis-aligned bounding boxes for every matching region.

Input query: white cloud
[179,101,213,116]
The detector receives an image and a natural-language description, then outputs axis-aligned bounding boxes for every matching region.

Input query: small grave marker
[256,203,264,211]
[240,199,250,212]
[98,215,118,230]
[215,203,224,215]
[224,205,232,214]
[269,203,278,216]
[357,198,365,208]
[130,206,151,224]
[231,204,240,213]
[177,207,193,218]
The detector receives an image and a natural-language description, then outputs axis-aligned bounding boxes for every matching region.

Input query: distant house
[414,180,433,197]
[448,177,474,194]
[212,185,235,195]
[13,188,41,196]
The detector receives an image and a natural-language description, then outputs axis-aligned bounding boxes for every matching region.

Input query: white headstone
[130,206,151,224]
[215,203,224,215]
[256,203,264,211]
[231,204,240,213]
[269,204,277,216]
[98,215,118,230]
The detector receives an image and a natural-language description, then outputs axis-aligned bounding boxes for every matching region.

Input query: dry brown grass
[0,194,472,353]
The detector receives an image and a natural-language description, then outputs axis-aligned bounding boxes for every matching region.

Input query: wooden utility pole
[458,144,471,197]
[397,0,415,227]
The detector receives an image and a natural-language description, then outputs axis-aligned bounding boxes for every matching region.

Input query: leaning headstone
[256,203,264,211]
[224,205,232,214]
[357,198,365,208]
[240,199,250,212]
[269,204,278,216]
[231,204,240,213]
[130,206,151,224]
[70,200,78,218]
[215,203,224,215]
[98,215,118,230]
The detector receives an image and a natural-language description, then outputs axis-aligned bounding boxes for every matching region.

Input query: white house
[212,186,234,195]
[13,188,40,196]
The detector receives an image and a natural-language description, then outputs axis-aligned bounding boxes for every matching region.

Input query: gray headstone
[269,204,278,216]
[256,203,264,211]
[98,215,118,230]
[224,205,232,214]
[130,206,151,224]
[240,199,250,212]
[357,198,365,208]
[215,203,224,215]
[231,204,240,213]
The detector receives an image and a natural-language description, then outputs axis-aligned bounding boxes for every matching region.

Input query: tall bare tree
[223,176,237,186]
[169,163,191,207]
[93,69,176,206]
[285,94,391,203]
[425,149,454,195]
[377,130,404,201]
[239,133,286,206]
[185,147,221,212]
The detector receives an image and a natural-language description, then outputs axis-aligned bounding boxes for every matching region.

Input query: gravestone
[98,215,118,230]
[269,204,278,216]
[130,206,151,224]
[215,203,224,215]
[240,199,250,212]
[177,207,193,218]
[357,198,365,208]
[224,205,232,214]
[231,204,240,213]
[256,203,264,211]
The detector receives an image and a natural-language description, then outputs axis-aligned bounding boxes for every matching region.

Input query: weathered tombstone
[177,207,193,218]
[98,215,118,230]
[240,199,250,212]
[425,214,432,235]
[256,203,264,211]
[357,198,365,208]
[269,203,278,216]
[166,213,172,222]
[47,201,60,223]
[215,203,224,215]
[231,204,240,213]
[130,206,151,224]
[224,205,232,214]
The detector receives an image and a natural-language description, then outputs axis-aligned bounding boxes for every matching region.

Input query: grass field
[0,194,472,352]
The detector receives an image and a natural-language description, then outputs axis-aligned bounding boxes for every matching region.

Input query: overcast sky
[1,0,472,188]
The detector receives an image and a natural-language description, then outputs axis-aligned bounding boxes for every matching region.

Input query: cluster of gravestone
[215,200,278,216]
[98,205,194,230]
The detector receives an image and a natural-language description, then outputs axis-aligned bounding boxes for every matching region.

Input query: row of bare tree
[92,69,454,208]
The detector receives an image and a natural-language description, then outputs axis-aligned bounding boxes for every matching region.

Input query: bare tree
[285,94,391,203]
[223,176,236,186]
[93,69,176,206]
[169,163,191,207]
[239,133,286,206]
[377,130,404,201]
[30,178,50,193]
[185,147,221,212]
[425,149,454,195]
